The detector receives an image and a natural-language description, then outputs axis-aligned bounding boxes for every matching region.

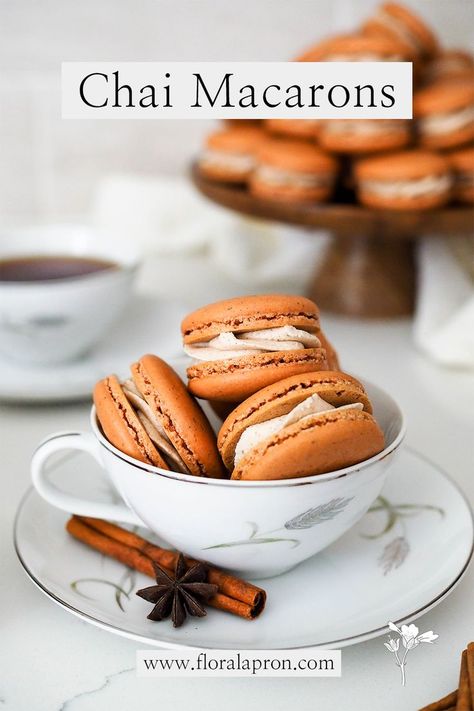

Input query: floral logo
[384,621,438,686]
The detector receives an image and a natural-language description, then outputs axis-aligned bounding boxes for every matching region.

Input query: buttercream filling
[326,53,403,62]
[324,119,407,135]
[234,393,364,465]
[184,325,321,362]
[200,149,255,172]
[374,8,423,55]
[361,173,451,198]
[420,105,474,136]
[255,165,334,188]
[122,379,190,473]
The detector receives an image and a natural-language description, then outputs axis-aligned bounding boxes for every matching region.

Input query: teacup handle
[31,431,142,525]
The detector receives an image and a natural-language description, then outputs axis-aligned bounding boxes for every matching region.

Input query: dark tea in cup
[0,255,117,282]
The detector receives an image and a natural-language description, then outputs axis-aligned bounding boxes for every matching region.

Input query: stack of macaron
[94,294,385,481]
[196,1,474,209]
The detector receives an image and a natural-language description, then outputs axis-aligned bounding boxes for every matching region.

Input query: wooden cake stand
[192,164,473,318]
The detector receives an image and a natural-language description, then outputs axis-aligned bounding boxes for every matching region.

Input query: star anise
[136,554,218,628]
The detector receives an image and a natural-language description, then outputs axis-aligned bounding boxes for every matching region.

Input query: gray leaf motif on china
[360,495,445,575]
[71,566,137,612]
[203,496,355,550]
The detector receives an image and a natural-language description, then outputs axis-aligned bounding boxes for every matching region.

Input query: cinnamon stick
[467,644,474,708]
[66,516,265,620]
[457,650,473,711]
[419,690,457,711]
[78,516,266,612]
[67,516,156,576]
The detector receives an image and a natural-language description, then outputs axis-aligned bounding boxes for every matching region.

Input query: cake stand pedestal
[192,164,473,318]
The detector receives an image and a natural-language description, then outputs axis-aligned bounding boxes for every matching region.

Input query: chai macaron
[319,119,411,155]
[198,126,264,183]
[217,371,384,480]
[250,139,338,203]
[446,146,474,204]
[94,355,225,478]
[414,81,474,150]
[182,294,329,403]
[354,150,452,210]
[362,2,438,61]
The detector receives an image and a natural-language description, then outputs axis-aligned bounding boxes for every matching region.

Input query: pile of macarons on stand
[197,1,474,210]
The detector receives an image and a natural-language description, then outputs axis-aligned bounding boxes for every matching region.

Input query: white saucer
[14,447,473,649]
[0,296,186,403]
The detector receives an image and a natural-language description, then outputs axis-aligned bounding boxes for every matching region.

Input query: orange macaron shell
[131,354,225,479]
[182,294,320,345]
[187,348,328,403]
[218,370,373,470]
[265,119,321,140]
[93,375,168,468]
[231,409,385,481]
[319,120,411,155]
[205,127,264,152]
[255,139,337,174]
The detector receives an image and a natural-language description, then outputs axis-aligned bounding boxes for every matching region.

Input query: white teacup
[31,375,405,579]
[0,224,140,365]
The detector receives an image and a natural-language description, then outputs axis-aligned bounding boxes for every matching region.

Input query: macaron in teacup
[182,294,329,403]
[217,371,384,480]
[94,354,225,478]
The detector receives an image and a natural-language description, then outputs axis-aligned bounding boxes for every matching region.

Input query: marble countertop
[1,314,473,711]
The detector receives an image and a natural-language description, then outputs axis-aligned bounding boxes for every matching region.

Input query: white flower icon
[385,621,438,685]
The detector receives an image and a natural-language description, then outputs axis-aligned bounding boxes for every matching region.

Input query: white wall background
[1,0,473,223]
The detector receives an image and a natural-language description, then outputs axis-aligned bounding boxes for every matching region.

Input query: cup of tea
[0,224,140,365]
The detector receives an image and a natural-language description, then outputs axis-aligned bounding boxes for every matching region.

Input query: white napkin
[92,173,327,302]
[414,236,474,369]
